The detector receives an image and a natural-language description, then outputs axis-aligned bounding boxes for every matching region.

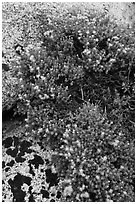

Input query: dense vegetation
[2,3,135,202]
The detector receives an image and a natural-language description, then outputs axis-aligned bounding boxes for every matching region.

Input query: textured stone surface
[89,2,135,26]
[2,135,62,202]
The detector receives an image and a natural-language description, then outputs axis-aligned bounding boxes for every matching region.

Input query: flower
[83,48,91,55]
[47,18,52,24]
[92,30,96,34]
[44,30,53,36]
[112,139,119,147]
[112,36,119,40]
[30,66,35,72]
[102,156,107,162]
[30,55,35,62]
[109,59,116,63]
[86,30,90,35]
[44,94,50,99]
[63,186,73,197]
[81,192,89,198]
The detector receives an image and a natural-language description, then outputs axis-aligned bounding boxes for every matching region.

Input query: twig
[80,86,84,101]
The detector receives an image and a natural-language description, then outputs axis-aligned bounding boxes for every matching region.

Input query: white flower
[30,55,35,62]
[70,160,75,168]
[19,94,23,100]
[50,87,55,92]
[96,60,100,65]
[106,199,113,202]
[34,85,39,90]
[65,152,71,158]
[26,44,34,50]
[83,49,91,55]
[119,132,122,136]
[44,31,50,36]
[112,139,119,147]
[107,38,111,42]
[44,94,49,99]
[19,78,23,82]
[92,30,96,34]
[21,183,29,192]
[50,93,55,98]
[109,189,113,193]
[81,192,89,198]
[117,48,121,52]
[47,18,52,24]
[65,146,69,151]
[112,36,119,40]
[69,147,74,153]
[122,49,127,54]
[97,148,101,153]
[18,71,22,76]
[63,186,73,197]
[63,179,72,184]
[92,47,97,52]
[63,139,68,144]
[36,74,40,78]
[109,58,116,63]
[44,30,53,36]
[39,94,43,99]
[51,165,56,173]
[76,140,81,147]
[86,30,90,35]
[120,165,124,169]
[96,175,100,180]
[41,76,46,81]
[92,18,96,22]
[79,168,84,175]
[86,41,90,46]
[38,128,43,133]
[102,156,107,162]
[32,130,36,134]
[30,66,35,72]
[45,128,49,133]
[108,43,113,48]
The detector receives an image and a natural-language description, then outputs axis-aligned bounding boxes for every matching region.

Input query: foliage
[2,2,135,202]
[16,7,135,134]
[51,102,134,201]
[2,70,20,111]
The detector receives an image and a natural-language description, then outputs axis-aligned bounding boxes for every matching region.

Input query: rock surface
[2,134,62,202]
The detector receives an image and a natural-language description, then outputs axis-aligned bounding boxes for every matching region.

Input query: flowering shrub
[51,102,134,201]
[3,2,135,202]
[16,7,134,136]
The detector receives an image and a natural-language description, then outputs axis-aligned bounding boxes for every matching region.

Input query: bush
[5,3,134,201]
[17,6,134,136]
[51,102,135,201]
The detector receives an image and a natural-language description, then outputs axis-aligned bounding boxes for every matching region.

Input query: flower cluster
[52,102,134,201]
